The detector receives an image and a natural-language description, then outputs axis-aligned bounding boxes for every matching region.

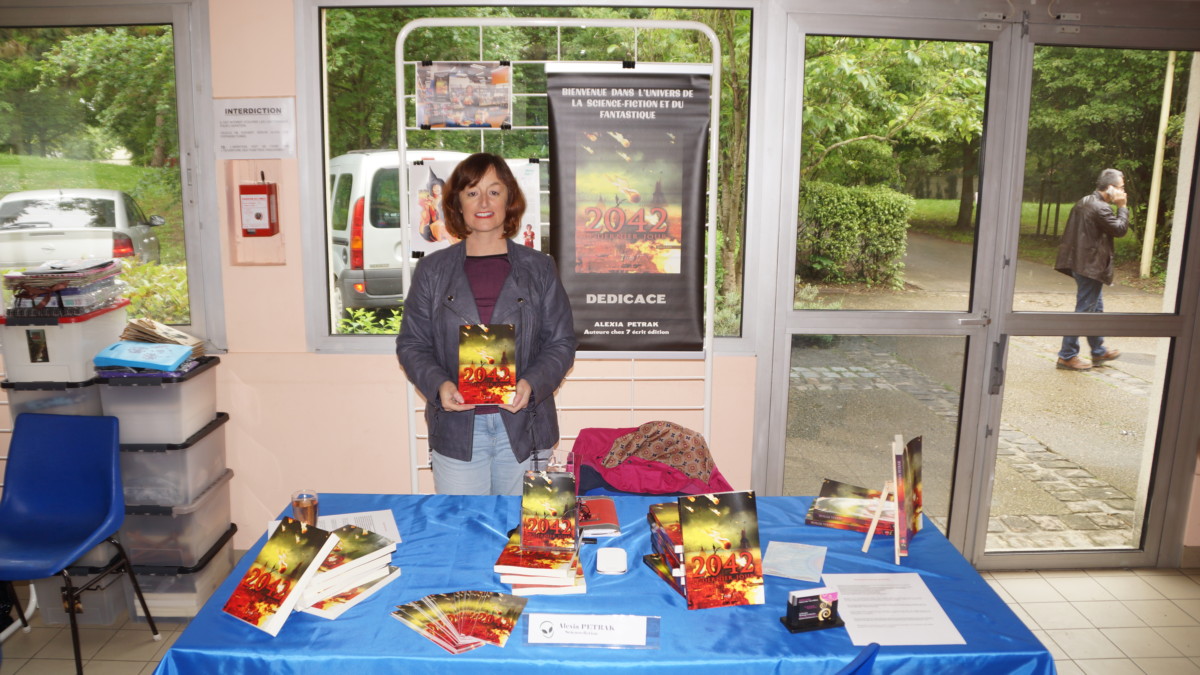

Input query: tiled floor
[7,568,1200,673]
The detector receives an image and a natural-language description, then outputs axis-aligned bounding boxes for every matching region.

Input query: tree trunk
[955,138,977,229]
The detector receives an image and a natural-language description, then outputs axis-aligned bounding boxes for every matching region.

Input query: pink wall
[208,0,756,549]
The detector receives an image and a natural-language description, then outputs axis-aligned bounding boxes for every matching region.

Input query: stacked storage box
[0,278,134,624]
[95,355,236,621]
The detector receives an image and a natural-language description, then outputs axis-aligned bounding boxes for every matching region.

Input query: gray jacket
[396,239,577,462]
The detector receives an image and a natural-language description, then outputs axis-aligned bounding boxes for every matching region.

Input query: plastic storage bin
[121,412,229,506]
[1,378,102,418]
[0,299,128,382]
[33,571,129,626]
[97,356,219,444]
[125,524,237,620]
[119,468,233,567]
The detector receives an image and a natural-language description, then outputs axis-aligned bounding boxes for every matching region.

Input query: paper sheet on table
[266,509,402,542]
[762,541,826,582]
[821,572,965,646]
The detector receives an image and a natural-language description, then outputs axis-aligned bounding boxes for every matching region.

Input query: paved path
[789,232,1165,551]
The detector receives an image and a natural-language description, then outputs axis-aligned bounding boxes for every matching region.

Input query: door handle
[959,316,990,326]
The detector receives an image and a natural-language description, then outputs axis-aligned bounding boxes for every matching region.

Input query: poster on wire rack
[547,64,710,352]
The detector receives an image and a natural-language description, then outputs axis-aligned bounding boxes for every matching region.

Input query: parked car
[327,149,469,318]
[0,188,163,269]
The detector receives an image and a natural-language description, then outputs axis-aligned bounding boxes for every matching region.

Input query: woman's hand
[499,379,532,413]
[438,381,475,412]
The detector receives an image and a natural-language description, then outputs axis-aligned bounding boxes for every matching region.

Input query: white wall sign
[214,97,296,159]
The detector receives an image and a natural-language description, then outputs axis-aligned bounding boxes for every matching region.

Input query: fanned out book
[392,591,528,653]
[301,566,402,620]
[493,530,577,579]
[457,323,516,405]
[221,518,340,636]
[578,496,621,537]
[805,478,896,536]
[298,524,398,609]
[678,491,765,610]
[519,470,577,551]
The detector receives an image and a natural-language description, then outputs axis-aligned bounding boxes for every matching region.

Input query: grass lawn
[0,154,186,265]
[909,198,1150,276]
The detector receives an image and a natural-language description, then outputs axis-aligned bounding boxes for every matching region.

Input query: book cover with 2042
[457,323,516,405]
[519,470,578,551]
[222,518,340,636]
[493,531,578,579]
[678,491,765,610]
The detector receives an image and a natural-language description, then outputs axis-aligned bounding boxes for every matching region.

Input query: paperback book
[222,518,340,636]
[578,496,621,537]
[642,554,686,597]
[805,478,896,536]
[678,491,765,610]
[493,531,577,579]
[893,435,924,556]
[300,523,397,606]
[506,560,587,596]
[457,323,516,405]
[519,470,578,551]
[301,566,402,620]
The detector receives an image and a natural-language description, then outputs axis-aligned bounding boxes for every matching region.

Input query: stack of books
[221,510,402,634]
[298,523,401,619]
[493,469,584,596]
[3,258,125,317]
[122,318,206,360]
[494,530,584,596]
[642,492,766,610]
[642,501,685,597]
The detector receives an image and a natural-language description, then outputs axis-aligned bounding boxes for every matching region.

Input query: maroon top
[465,254,512,414]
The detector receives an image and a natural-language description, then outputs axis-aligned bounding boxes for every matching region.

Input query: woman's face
[431,183,442,198]
[459,167,508,236]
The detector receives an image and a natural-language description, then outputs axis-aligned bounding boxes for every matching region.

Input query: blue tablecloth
[155,494,1053,674]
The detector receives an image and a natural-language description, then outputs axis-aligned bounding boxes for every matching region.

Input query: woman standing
[396,153,576,495]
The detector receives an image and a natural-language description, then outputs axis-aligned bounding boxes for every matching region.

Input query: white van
[327,149,469,317]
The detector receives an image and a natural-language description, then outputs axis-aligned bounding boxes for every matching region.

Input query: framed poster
[415,62,512,129]
[547,64,711,351]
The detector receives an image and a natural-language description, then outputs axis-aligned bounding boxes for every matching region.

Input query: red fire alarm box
[239,179,279,237]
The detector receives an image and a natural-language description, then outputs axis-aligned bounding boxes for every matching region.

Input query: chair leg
[108,537,160,640]
[59,571,84,675]
[4,580,31,631]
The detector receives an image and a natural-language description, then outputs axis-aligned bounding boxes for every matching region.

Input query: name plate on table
[525,613,660,649]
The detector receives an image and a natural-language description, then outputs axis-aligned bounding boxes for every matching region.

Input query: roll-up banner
[547,64,711,352]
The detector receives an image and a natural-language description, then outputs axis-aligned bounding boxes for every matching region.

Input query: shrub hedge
[797,181,914,287]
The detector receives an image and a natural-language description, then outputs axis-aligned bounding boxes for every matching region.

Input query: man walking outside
[1054,168,1130,371]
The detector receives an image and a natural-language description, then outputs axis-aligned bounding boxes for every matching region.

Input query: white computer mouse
[596,547,628,574]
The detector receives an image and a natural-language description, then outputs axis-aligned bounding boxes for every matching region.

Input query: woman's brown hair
[442,153,526,240]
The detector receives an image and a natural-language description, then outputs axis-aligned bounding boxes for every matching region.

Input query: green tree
[1026,46,1189,252]
[0,28,97,158]
[39,27,177,167]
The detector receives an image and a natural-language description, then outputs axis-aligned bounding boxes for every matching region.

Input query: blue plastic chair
[0,413,159,674]
[835,642,880,675]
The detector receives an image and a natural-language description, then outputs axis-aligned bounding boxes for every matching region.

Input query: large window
[318,6,752,338]
[0,1,220,349]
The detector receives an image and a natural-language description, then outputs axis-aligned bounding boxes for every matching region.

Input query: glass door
[765,8,1200,568]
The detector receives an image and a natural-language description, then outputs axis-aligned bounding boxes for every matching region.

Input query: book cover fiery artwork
[457,323,516,405]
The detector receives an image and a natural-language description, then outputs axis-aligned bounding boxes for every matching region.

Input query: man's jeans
[1059,272,1106,360]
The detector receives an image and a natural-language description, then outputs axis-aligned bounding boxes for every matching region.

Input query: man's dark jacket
[1054,191,1129,285]
[396,239,576,462]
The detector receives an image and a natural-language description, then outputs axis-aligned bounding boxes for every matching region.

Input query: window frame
[297,0,765,355]
[0,0,226,350]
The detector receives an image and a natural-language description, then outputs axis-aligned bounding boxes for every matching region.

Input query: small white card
[526,613,648,647]
[763,541,827,582]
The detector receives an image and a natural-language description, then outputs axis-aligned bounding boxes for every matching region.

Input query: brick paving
[790,337,1142,551]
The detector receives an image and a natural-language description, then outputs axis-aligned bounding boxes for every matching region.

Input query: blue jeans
[430,413,547,495]
[1059,272,1107,360]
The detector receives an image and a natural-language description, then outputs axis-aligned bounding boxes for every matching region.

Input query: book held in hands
[457,323,516,404]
